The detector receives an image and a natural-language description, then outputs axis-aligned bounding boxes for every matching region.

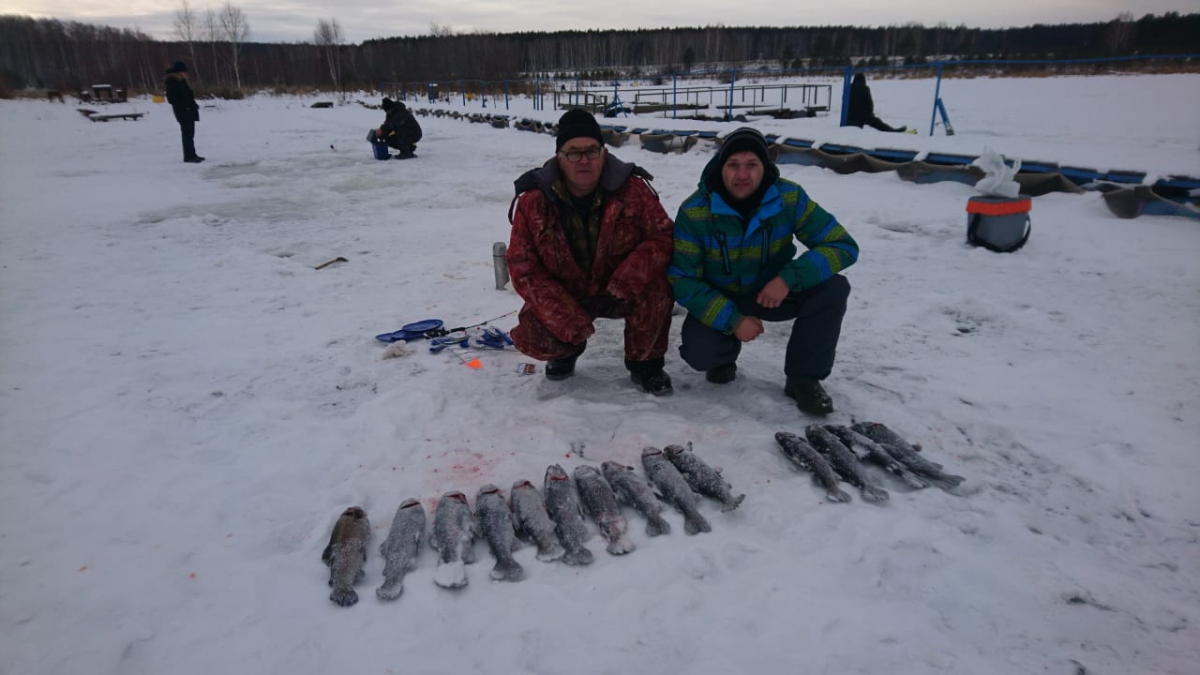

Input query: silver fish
[805,425,890,503]
[376,498,425,601]
[509,479,565,562]
[851,422,965,490]
[601,461,670,537]
[322,506,371,607]
[825,425,930,490]
[430,491,477,588]
[774,431,852,503]
[641,446,711,535]
[573,465,635,555]
[475,484,524,581]
[542,464,594,566]
[664,443,746,512]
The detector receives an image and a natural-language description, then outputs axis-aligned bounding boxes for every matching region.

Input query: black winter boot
[785,377,834,415]
[627,358,673,396]
[705,363,737,384]
[545,343,586,381]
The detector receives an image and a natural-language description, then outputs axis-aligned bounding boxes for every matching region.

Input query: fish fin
[354,568,366,584]
[720,493,746,512]
[321,543,334,566]
[329,585,359,607]
[376,580,403,601]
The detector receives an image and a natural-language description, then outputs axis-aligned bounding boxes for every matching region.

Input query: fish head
[511,479,535,492]
[641,446,664,458]
[544,464,569,482]
[399,498,422,511]
[572,465,599,480]
[600,461,630,477]
[476,484,502,499]
[774,431,795,443]
[663,444,688,458]
[342,506,366,520]
[442,491,469,505]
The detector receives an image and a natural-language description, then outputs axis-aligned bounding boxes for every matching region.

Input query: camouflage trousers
[511,276,673,363]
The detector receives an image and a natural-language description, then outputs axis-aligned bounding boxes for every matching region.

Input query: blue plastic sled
[375,319,444,343]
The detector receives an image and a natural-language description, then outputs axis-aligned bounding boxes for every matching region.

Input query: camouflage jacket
[669,155,858,334]
[507,154,673,344]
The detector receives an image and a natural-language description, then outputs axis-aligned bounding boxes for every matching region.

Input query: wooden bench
[88,112,146,122]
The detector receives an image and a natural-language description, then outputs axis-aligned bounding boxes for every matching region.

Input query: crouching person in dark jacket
[670,127,858,415]
[375,98,422,158]
[165,60,203,163]
[506,109,675,395]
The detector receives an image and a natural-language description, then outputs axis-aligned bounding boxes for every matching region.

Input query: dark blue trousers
[678,275,850,381]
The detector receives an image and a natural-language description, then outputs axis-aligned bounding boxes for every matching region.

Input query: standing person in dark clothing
[846,73,907,133]
[375,98,423,158]
[164,61,204,163]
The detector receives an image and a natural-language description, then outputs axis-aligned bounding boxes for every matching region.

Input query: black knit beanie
[170,61,188,74]
[381,98,394,111]
[717,127,771,168]
[556,108,604,151]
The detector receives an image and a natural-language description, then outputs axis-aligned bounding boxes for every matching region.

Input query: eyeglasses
[558,146,603,163]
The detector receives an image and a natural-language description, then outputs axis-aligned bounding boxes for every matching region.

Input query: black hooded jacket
[165,75,200,123]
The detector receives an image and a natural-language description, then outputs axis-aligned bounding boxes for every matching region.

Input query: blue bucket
[367,128,390,160]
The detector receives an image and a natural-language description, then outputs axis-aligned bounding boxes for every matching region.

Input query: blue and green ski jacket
[669,159,858,334]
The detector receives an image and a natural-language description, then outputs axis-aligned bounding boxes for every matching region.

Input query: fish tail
[861,485,890,503]
[561,546,594,566]
[376,578,403,601]
[489,559,525,582]
[606,535,636,556]
[329,584,359,607]
[826,488,853,503]
[720,493,746,512]
[645,515,671,537]
[433,560,468,588]
[535,542,565,562]
[683,511,711,535]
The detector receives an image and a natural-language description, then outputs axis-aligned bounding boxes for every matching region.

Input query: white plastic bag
[972,146,1021,198]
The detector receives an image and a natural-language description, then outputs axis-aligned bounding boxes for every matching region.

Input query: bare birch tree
[314,18,344,93]
[218,1,250,89]
[171,0,199,81]
[203,9,220,86]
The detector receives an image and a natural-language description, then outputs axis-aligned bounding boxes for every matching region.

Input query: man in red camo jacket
[506,108,675,395]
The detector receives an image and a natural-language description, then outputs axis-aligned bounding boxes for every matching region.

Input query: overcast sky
[0,0,1193,43]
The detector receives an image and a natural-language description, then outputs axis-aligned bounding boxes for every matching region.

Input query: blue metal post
[839,66,852,127]
[929,62,944,136]
[460,81,466,107]
[504,81,510,110]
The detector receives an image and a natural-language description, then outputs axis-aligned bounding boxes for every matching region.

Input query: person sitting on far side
[506,108,676,395]
[669,127,858,415]
[846,73,908,133]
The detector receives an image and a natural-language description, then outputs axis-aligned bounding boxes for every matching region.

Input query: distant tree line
[0,11,1196,97]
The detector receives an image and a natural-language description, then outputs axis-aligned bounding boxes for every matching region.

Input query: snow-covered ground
[1,74,1198,675]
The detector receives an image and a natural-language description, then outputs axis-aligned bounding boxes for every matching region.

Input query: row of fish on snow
[321,421,965,606]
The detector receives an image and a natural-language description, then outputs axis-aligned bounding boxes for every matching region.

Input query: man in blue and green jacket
[668,127,858,415]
